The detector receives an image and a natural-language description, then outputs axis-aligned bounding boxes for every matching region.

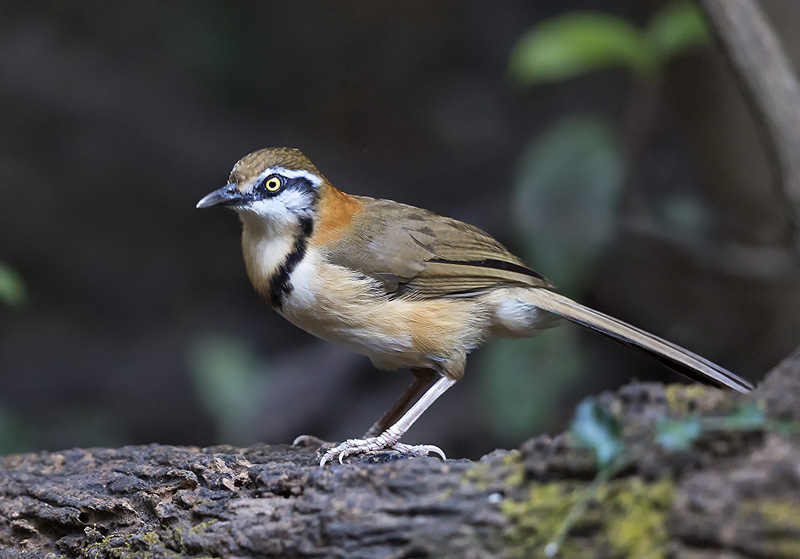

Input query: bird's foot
[319,434,446,466]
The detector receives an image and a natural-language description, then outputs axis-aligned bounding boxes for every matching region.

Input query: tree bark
[2,352,799,558]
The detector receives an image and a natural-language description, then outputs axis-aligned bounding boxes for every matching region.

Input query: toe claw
[319,440,356,467]
[320,451,334,467]
[293,434,319,447]
[391,443,446,460]
[427,445,446,461]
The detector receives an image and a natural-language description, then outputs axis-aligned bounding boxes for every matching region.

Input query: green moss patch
[502,477,674,558]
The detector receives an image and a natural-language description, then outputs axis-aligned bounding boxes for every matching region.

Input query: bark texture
[1,352,799,558]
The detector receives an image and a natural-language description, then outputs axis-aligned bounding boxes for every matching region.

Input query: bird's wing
[321,197,552,298]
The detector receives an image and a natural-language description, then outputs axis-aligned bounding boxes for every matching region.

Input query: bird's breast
[276,251,419,361]
[272,250,488,376]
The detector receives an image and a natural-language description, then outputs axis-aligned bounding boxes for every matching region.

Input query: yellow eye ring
[264,176,282,192]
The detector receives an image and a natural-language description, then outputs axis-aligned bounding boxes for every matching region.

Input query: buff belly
[277,253,492,377]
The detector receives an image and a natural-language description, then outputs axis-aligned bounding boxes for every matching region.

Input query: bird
[196,147,753,466]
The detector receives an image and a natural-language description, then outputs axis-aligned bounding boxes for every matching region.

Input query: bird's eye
[264,176,283,192]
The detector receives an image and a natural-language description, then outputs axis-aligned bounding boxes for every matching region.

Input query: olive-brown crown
[229,147,324,186]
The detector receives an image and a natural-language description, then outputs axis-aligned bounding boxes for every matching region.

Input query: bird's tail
[521,290,753,393]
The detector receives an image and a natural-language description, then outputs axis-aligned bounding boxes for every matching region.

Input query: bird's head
[197,147,325,232]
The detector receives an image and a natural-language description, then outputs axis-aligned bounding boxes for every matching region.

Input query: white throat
[239,211,296,279]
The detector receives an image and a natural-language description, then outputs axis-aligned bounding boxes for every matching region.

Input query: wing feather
[321,196,552,298]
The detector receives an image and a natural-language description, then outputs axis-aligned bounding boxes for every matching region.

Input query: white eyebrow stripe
[256,167,323,188]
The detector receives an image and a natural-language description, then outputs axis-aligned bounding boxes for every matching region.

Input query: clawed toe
[391,442,447,461]
[319,438,369,467]
[292,434,329,448]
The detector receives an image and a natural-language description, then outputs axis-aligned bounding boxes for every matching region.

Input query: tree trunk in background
[700,0,800,254]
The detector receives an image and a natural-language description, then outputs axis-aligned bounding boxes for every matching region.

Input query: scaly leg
[294,368,435,449]
[363,368,436,437]
[320,374,456,466]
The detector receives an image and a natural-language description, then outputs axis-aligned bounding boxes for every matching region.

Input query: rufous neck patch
[311,183,363,247]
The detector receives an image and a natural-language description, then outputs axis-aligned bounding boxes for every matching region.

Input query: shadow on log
[2,353,799,558]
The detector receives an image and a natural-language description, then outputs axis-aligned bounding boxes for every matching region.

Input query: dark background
[1,0,798,459]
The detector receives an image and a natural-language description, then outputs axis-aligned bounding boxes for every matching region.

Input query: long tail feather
[523,290,753,392]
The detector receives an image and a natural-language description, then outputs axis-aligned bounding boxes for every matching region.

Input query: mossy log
[2,353,800,558]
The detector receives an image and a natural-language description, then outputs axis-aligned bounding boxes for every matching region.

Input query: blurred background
[1,0,798,459]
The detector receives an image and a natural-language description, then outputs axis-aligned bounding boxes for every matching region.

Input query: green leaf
[511,117,625,295]
[656,415,701,450]
[509,12,659,86]
[0,262,26,307]
[646,1,710,62]
[723,403,767,430]
[570,398,624,467]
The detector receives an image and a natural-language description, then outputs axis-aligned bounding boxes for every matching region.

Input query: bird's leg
[363,368,436,438]
[320,373,456,466]
[296,368,435,449]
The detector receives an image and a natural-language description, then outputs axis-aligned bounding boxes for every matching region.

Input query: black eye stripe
[250,174,318,203]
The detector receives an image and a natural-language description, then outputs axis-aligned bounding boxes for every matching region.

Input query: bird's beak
[196,184,247,209]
